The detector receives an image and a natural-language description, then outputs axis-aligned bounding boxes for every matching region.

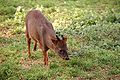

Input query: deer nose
[65,57,69,60]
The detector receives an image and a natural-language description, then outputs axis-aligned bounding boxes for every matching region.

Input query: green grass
[0,0,120,80]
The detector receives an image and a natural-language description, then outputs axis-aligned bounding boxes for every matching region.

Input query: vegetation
[0,0,120,80]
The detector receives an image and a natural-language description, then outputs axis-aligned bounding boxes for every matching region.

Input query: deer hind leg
[25,31,31,58]
[27,38,31,58]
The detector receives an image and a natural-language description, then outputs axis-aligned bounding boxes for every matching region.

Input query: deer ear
[52,35,61,45]
[49,35,58,45]
[51,39,58,45]
[56,35,60,40]
[62,35,67,42]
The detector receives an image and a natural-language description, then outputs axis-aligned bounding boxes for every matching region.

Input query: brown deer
[25,10,69,65]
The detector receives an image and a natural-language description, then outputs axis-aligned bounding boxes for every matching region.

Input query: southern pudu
[25,10,69,65]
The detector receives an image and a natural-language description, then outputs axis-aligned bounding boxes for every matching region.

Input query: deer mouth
[58,54,70,60]
[57,50,69,60]
[64,57,69,60]
[61,56,69,60]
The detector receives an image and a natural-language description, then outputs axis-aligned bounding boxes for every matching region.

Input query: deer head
[52,35,69,60]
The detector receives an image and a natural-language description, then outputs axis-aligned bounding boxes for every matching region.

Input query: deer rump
[26,10,56,50]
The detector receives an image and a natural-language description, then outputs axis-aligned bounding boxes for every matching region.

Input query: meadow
[0,0,120,80]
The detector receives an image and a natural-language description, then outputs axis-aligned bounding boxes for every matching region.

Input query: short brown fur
[25,10,69,65]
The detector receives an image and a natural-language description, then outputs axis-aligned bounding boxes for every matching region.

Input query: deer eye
[60,50,63,53]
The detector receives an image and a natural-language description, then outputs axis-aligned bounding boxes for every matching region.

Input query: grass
[0,0,120,80]
[0,34,120,80]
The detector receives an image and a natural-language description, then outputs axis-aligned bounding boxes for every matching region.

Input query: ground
[0,0,120,80]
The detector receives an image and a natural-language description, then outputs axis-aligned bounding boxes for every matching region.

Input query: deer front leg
[38,41,49,65]
[43,51,48,65]
[33,41,37,51]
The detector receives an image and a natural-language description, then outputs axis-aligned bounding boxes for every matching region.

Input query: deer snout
[58,49,69,60]
[65,57,69,60]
